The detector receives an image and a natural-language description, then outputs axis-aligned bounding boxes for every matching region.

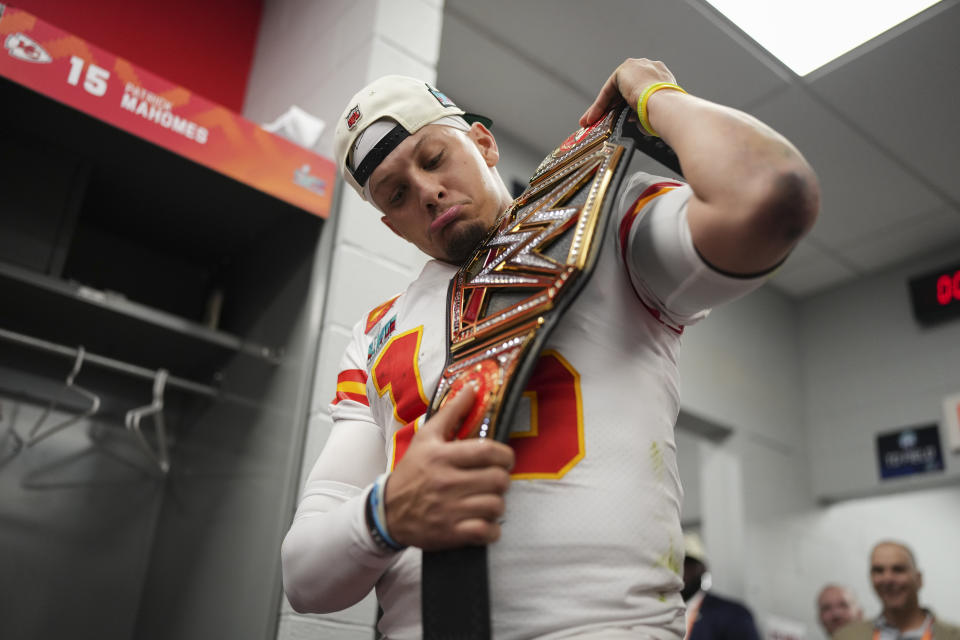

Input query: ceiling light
[704,0,943,75]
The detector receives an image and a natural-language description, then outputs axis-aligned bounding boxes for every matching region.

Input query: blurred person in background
[834,540,960,640]
[682,533,761,640]
[817,583,863,637]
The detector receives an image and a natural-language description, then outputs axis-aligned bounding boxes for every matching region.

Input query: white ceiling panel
[837,204,960,272]
[748,86,945,246]
[770,241,859,297]
[809,0,960,205]
[437,13,591,153]
[440,0,790,132]
[776,238,842,273]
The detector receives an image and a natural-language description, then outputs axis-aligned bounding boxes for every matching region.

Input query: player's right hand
[580,57,678,128]
[384,386,515,550]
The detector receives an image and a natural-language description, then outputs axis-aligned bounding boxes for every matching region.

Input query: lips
[877,585,906,603]
[430,204,462,235]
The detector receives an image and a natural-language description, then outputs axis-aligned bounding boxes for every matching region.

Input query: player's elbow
[285,581,367,616]
[284,585,313,615]
[748,165,820,246]
[281,532,364,614]
[284,589,331,615]
[281,564,338,614]
[283,579,347,615]
[281,540,313,613]
[281,533,328,614]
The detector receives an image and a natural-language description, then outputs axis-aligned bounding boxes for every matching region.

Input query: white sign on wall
[763,614,806,640]
[943,392,960,454]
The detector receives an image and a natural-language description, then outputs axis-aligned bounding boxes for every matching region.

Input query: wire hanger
[0,399,25,468]
[125,368,170,474]
[27,346,101,447]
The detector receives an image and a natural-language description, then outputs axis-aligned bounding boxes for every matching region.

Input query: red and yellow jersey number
[372,327,431,426]
[509,349,584,479]
[378,333,585,479]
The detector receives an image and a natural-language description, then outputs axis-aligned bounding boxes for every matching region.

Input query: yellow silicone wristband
[637,82,687,137]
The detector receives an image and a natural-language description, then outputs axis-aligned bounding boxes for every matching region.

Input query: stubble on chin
[443,219,490,265]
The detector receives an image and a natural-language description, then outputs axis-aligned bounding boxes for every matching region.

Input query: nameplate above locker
[0,4,335,218]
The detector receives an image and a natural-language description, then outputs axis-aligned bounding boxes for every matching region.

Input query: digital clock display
[908,261,960,326]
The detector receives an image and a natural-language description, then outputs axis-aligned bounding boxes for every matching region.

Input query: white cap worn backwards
[333,75,491,203]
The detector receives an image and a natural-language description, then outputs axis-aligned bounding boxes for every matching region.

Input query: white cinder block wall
[245,1,444,638]
[244,4,960,639]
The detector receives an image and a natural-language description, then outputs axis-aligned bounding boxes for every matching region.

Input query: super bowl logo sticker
[293,164,326,196]
[367,315,397,364]
[427,85,455,108]
[4,33,52,64]
[346,105,361,129]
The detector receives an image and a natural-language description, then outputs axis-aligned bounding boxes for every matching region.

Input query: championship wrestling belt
[421,105,682,640]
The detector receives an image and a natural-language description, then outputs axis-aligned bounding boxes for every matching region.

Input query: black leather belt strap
[421,546,490,639]
[420,107,682,639]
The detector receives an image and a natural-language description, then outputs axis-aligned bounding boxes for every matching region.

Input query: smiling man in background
[834,541,960,640]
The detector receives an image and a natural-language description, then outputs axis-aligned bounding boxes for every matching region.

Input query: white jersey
[282,172,770,639]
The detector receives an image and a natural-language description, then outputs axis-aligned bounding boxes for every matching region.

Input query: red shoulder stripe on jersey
[617,182,681,264]
[365,295,401,334]
[337,369,368,385]
[334,390,370,406]
[618,182,684,335]
[638,298,684,335]
[332,369,370,405]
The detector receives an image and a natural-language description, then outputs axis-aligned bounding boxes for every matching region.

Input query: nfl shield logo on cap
[346,105,362,130]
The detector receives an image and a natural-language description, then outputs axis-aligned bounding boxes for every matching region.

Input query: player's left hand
[579,58,678,127]
[384,386,514,550]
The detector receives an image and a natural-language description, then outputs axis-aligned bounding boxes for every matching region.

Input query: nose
[414,173,445,214]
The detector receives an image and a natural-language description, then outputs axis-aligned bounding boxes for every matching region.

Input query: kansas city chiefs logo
[5,33,52,63]
[346,105,361,130]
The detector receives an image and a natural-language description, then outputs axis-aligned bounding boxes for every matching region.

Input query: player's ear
[380,215,404,238]
[467,122,500,167]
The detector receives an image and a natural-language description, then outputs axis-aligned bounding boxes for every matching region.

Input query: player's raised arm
[581,58,820,275]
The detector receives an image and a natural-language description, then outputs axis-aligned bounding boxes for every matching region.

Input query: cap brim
[464,113,493,129]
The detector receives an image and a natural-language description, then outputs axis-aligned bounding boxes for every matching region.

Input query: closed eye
[389,185,406,206]
[425,151,443,169]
